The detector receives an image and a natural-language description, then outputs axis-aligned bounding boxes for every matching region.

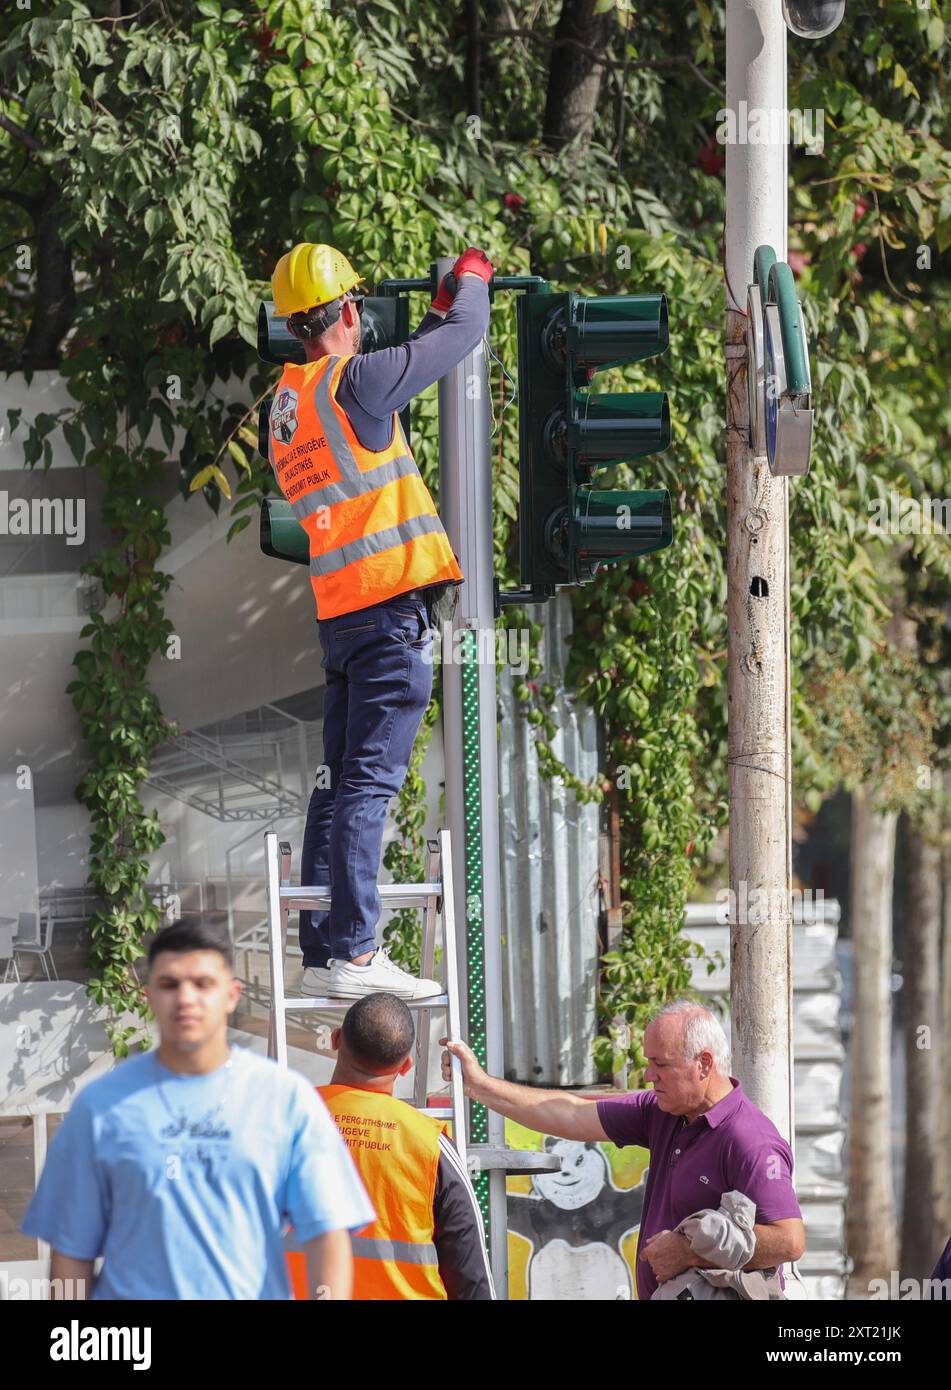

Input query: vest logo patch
[272,387,299,445]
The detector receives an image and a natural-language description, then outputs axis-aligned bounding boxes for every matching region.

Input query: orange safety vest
[286,1085,447,1301]
[268,355,463,619]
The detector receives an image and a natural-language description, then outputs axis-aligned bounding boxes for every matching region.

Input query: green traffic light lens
[571,488,672,560]
[568,294,669,370]
[569,391,671,463]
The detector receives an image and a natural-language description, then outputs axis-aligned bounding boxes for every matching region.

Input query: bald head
[340,993,415,1076]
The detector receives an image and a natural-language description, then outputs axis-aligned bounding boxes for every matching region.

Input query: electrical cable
[485,336,518,437]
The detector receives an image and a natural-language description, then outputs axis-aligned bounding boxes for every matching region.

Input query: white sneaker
[328,947,443,1001]
[300,965,334,996]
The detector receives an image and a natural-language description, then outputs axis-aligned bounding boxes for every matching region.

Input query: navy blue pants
[299,593,433,966]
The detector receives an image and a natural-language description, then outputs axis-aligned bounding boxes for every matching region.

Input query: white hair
[650,1000,731,1075]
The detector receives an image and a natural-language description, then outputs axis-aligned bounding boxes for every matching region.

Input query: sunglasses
[348,291,366,318]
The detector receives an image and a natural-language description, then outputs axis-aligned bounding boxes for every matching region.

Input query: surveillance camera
[782,1,846,38]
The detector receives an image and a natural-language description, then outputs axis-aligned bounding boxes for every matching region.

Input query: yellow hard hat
[271,243,365,317]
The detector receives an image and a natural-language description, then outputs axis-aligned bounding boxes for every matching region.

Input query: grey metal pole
[436,256,508,1296]
[724,0,795,1144]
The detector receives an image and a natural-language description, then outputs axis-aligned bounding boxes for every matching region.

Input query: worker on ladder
[268,241,493,1002]
[286,994,494,1300]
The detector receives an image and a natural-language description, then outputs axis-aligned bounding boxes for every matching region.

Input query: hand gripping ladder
[263,827,467,1167]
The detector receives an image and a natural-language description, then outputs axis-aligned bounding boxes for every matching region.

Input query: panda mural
[507,1135,647,1300]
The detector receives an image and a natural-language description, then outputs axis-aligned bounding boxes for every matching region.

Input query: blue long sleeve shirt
[336,277,490,452]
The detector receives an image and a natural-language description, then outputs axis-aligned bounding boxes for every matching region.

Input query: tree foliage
[1,0,948,1071]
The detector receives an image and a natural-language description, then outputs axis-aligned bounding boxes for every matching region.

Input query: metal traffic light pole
[434,255,509,1296]
[724,1,795,1144]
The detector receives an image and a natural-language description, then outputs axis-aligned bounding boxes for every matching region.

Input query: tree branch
[0,111,43,152]
[88,0,158,22]
[0,185,42,215]
[488,27,722,94]
[0,234,37,256]
[491,24,618,68]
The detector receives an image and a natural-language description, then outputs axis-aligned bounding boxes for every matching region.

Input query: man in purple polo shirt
[442,1000,805,1300]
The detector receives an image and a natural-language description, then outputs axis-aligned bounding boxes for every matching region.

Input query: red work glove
[432,273,456,314]
[452,246,494,284]
[431,247,495,313]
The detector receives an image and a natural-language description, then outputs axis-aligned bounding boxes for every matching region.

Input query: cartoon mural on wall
[505,1120,649,1300]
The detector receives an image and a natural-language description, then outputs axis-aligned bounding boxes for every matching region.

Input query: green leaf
[189,465,215,492]
[209,314,232,346]
[227,440,250,472]
[84,408,105,448]
[63,420,86,464]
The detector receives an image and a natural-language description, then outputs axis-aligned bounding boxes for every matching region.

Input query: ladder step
[265,828,467,1177]
[278,993,449,1012]
[281,882,441,911]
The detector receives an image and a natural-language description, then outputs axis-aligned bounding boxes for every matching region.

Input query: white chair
[0,917,18,984]
[0,916,20,982]
[13,910,58,980]
[1,773,45,981]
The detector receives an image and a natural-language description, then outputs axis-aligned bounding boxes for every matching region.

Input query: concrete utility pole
[724,0,794,1142]
[436,256,508,1296]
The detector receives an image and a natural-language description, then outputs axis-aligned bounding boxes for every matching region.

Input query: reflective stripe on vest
[310,514,447,578]
[269,355,463,620]
[351,1236,439,1266]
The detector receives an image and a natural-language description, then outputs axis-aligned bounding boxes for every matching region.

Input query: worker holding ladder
[267,242,493,1002]
[286,994,493,1300]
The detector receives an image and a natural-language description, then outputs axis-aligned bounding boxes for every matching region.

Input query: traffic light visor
[569,391,671,463]
[258,301,306,365]
[568,294,669,369]
[572,488,672,560]
[260,498,310,565]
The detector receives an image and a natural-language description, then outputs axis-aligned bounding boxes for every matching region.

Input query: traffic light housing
[516,290,673,601]
[256,295,411,565]
[256,296,411,367]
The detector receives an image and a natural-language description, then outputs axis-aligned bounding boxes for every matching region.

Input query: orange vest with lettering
[286,1085,447,1301]
[268,355,462,619]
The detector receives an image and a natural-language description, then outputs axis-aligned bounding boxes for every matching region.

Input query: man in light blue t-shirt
[22,922,375,1300]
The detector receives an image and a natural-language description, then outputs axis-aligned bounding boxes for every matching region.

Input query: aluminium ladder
[263,827,468,1168]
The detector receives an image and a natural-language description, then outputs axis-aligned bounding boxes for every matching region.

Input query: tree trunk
[20,182,76,369]
[542,0,615,149]
[936,803,951,1238]
[900,816,940,1278]
[464,0,482,119]
[846,787,899,1296]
